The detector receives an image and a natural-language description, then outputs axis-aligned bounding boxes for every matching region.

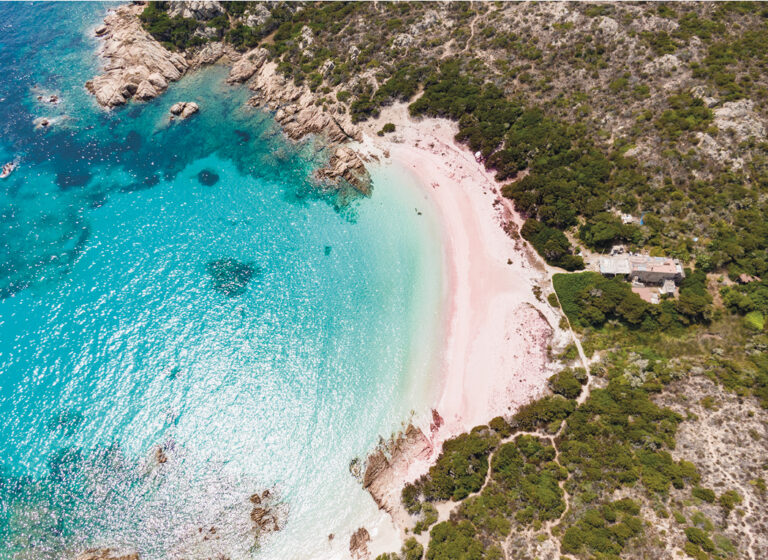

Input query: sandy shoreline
[356,104,569,555]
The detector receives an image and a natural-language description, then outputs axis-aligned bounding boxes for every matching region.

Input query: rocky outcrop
[85,4,188,108]
[76,549,139,560]
[189,41,233,68]
[227,47,268,84]
[316,146,371,195]
[168,1,224,20]
[238,55,371,193]
[87,4,371,194]
[713,99,766,142]
[249,489,286,536]
[170,101,199,119]
[349,527,371,560]
[361,423,436,520]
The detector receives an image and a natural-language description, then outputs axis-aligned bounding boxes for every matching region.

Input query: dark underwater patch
[46,408,85,436]
[89,192,108,209]
[206,258,258,297]
[124,130,142,151]
[234,129,251,144]
[119,173,160,193]
[197,169,220,186]
[56,171,91,189]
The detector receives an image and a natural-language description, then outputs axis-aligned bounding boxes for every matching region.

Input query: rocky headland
[85,3,371,194]
[86,4,189,108]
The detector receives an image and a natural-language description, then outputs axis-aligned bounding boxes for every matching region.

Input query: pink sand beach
[357,105,569,551]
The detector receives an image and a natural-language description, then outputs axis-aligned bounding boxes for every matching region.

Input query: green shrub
[685,527,715,553]
[719,489,742,512]
[402,537,424,560]
[692,486,716,503]
[420,428,499,501]
[549,368,586,400]
[521,219,584,271]
[561,500,643,557]
[414,502,438,534]
[511,396,575,432]
[426,520,501,560]
[139,3,203,51]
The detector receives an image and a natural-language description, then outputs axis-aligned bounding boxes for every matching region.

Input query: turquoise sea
[0,4,443,558]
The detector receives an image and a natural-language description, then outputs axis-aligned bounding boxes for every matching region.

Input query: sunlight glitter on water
[0,4,444,559]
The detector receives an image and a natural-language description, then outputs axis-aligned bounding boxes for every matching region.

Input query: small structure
[599,253,685,303]
[627,254,685,284]
[610,244,626,256]
[621,213,636,225]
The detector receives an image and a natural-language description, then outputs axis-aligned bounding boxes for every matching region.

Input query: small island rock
[169,101,199,119]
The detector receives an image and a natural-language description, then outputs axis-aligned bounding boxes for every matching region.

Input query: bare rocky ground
[655,375,768,560]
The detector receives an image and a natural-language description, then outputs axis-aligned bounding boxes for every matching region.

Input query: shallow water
[0,3,443,558]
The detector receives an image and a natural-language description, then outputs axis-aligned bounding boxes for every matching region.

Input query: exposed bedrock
[85,4,188,108]
[235,48,371,193]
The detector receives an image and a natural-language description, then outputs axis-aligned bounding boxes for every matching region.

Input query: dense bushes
[655,94,713,140]
[375,537,424,560]
[415,427,499,502]
[553,270,713,331]
[561,499,643,558]
[426,521,502,560]
[553,272,651,328]
[490,436,567,523]
[578,212,642,250]
[139,3,205,51]
[558,379,694,496]
[548,368,587,399]
[521,219,584,271]
[510,395,575,433]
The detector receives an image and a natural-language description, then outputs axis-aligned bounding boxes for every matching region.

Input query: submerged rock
[76,549,139,560]
[197,169,219,186]
[248,489,286,537]
[206,258,257,297]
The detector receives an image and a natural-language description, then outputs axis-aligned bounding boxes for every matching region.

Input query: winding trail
[421,286,597,553]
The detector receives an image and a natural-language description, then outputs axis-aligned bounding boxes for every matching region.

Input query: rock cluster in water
[86,6,372,194]
[76,549,139,560]
[349,527,371,559]
[249,489,285,536]
[206,258,257,297]
[233,48,372,194]
[85,4,189,107]
[169,101,199,120]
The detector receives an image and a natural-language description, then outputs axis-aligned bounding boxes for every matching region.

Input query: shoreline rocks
[235,49,372,193]
[87,4,371,193]
[361,423,436,522]
[349,527,371,559]
[85,4,188,108]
